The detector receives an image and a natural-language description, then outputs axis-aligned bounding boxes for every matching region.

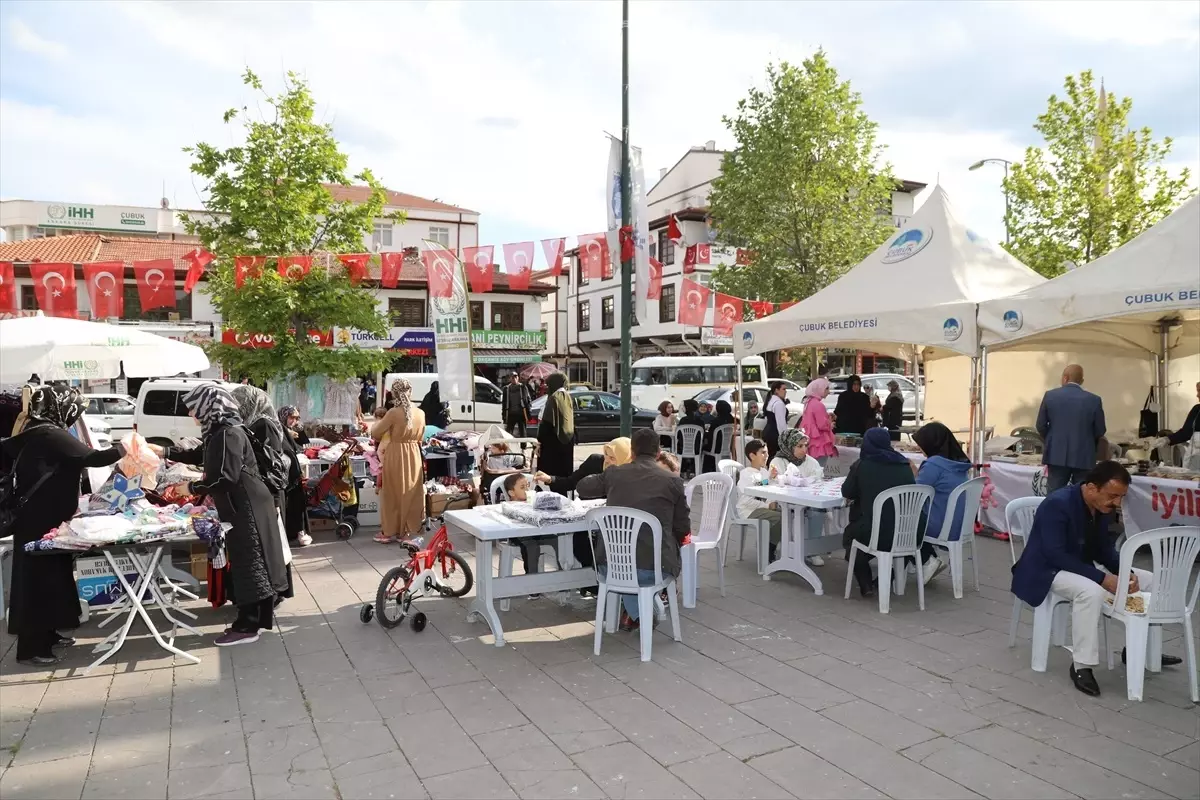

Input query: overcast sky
[1,0,1196,250]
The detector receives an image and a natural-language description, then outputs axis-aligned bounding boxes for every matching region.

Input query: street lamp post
[968,158,1012,245]
[618,0,633,436]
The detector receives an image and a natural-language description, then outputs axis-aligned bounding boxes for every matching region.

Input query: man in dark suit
[501,373,531,437]
[1037,364,1106,492]
[1011,461,1179,696]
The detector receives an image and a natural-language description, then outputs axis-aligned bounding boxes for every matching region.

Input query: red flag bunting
[0,261,15,313]
[668,215,683,242]
[31,262,78,317]
[337,253,370,285]
[697,243,711,264]
[683,245,698,273]
[133,259,176,311]
[751,300,774,319]
[502,242,535,291]
[779,300,797,311]
[234,256,265,288]
[277,255,312,280]
[421,247,456,298]
[646,257,663,300]
[578,233,608,280]
[462,245,494,293]
[678,278,710,327]
[83,261,125,319]
[380,252,404,289]
[714,293,743,335]
[735,248,755,266]
[540,237,565,277]
[182,247,213,293]
[618,225,635,262]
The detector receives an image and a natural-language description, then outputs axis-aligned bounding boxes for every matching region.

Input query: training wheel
[359,604,374,623]
[410,612,427,632]
[336,522,354,540]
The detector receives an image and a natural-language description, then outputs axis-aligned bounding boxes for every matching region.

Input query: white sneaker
[923,556,945,585]
[805,555,825,567]
[906,562,917,576]
[297,532,313,547]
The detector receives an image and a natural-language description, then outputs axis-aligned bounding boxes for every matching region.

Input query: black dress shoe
[17,655,61,667]
[52,635,77,648]
[1122,647,1183,667]
[1070,665,1101,696]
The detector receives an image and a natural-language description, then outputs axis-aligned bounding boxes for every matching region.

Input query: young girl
[771,428,827,566]
[486,442,525,474]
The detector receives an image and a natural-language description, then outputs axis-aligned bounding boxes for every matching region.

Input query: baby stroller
[306,437,364,540]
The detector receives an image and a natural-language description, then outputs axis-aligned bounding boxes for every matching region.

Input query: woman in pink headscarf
[798,378,837,465]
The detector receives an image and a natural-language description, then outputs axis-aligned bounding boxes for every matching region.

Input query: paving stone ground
[1,471,1196,799]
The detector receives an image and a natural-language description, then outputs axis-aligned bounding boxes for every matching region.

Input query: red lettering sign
[220,329,333,348]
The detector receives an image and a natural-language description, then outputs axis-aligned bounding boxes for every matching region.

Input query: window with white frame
[429,226,450,247]
[372,222,393,249]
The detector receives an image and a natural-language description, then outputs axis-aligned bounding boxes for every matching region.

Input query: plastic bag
[119,432,161,490]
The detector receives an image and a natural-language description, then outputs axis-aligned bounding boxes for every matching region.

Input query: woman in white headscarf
[370,378,427,543]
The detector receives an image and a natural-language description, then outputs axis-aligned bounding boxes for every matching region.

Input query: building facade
[539,143,926,387]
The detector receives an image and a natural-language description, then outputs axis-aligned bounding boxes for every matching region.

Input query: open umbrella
[0,312,211,382]
[518,362,557,381]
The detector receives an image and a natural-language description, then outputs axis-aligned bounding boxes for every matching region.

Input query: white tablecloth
[981,461,1200,535]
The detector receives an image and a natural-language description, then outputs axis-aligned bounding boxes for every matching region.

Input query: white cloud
[7,18,68,60]
[1010,0,1200,46]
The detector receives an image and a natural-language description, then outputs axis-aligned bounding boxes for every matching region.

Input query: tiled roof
[325,184,477,215]
[0,234,101,263]
[95,237,200,270]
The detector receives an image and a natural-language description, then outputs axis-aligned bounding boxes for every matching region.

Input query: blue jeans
[598,566,671,620]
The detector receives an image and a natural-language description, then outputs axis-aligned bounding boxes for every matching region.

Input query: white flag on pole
[421,240,475,403]
[605,136,651,322]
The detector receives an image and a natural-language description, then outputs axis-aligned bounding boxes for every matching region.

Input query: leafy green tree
[708,52,897,304]
[180,69,400,382]
[1005,70,1195,277]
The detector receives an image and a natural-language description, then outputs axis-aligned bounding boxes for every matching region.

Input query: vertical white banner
[422,240,475,403]
[606,136,622,232]
[605,136,651,322]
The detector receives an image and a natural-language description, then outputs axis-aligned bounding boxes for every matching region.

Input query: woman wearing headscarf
[2,386,124,665]
[833,375,875,435]
[770,428,828,567]
[160,384,288,646]
[882,380,905,439]
[536,372,575,478]
[702,400,738,472]
[798,378,837,464]
[419,381,449,430]
[276,405,312,547]
[370,378,426,544]
[911,422,970,582]
[840,427,920,598]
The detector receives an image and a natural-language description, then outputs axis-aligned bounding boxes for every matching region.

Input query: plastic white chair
[921,477,986,599]
[587,507,682,662]
[843,485,935,614]
[674,425,704,476]
[681,472,734,607]
[1101,526,1200,702]
[493,474,560,610]
[705,424,735,472]
[1004,496,1063,649]
[719,459,770,573]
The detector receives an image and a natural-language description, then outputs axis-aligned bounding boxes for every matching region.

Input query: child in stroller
[306,438,363,540]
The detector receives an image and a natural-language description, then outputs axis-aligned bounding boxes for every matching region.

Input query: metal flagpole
[618,0,633,437]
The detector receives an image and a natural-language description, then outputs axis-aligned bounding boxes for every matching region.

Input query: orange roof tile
[0,234,101,264]
[325,184,477,215]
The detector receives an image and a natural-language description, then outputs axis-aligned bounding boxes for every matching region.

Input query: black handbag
[1138,388,1159,438]
[0,449,56,538]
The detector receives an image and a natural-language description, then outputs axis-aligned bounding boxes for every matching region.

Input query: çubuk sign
[39,202,159,234]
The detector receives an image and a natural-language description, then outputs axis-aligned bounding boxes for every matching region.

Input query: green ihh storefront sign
[471,329,546,349]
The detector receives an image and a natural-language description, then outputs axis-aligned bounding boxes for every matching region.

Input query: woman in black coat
[536,372,575,478]
[419,381,450,430]
[833,374,876,435]
[2,386,124,665]
[159,384,289,647]
[276,405,311,546]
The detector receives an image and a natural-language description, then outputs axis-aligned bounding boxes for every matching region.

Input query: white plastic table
[741,479,848,595]
[444,506,598,647]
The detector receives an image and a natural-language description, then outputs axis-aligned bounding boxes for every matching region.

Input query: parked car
[83,416,113,450]
[692,387,804,430]
[766,377,807,404]
[84,393,136,436]
[135,377,223,446]
[822,373,923,420]
[528,390,657,444]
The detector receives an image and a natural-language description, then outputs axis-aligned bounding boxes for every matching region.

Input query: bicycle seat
[399,537,423,555]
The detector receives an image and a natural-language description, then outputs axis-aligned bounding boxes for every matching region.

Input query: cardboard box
[427,492,474,518]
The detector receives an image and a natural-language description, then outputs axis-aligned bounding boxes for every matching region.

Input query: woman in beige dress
[371,378,426,543]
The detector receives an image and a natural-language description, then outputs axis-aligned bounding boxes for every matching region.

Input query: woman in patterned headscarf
[275,405,312,547]
[154,383,289,646]
[1,384,124,665]
[370,378,426,543]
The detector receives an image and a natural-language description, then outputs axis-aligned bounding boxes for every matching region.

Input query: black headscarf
[714,400,735,426]
[546,372,567,394]
[913,422,969,462]
[26,385,86,430]
[419,381,442,416]
[861,427,909,464]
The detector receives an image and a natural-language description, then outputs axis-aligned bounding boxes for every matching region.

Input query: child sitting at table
[501,473,556,596]
[768,429,827,567]
[737,439,782,562]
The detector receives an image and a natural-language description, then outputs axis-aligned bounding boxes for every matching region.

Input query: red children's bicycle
[359,523,474,631]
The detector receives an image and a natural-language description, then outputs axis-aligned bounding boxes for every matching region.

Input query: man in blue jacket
[1011,461,1180,696]
[1036,364,1105,492]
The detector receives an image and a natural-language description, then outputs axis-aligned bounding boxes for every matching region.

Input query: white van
[384,373,503,432]
[134,377,224,446]
[630,355,768,412]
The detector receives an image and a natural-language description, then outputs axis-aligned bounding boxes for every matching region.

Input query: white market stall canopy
[733,186,1045,361]
[978,195,1200,358]
[0,313,211,383]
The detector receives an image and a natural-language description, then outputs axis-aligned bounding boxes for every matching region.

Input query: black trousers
[232,597,276,633]
[505,412,527,437]
[16,629,58,660]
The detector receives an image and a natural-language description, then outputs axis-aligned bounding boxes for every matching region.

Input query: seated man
[577,428,690,632]
[1011,461,1179,697]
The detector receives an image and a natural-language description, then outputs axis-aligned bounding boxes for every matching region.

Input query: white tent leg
[914,349,924,424]
[968,356,979,465]
[1160,324,1171,429]
[735,362,745,465]
[979,346,990,465]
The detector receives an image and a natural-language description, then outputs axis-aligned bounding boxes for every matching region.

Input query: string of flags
[676,276,796,333]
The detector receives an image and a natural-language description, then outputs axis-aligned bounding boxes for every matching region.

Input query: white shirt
[769,455,824,481]
[737,466,771,518]
[653,414,675,436]
[767,394,788,435]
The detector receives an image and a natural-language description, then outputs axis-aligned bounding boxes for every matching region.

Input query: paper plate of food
[1105,591,1148,615]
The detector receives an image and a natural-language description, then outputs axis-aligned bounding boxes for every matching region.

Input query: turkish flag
[678,278,710,327]
[503,242,535,291]
[83,261,125,319]
[618,225,635,262]
[540,237,565,277]
[714,293,743,335]
[735,248,755,266]
[697,243,711,264]
[668,215,683,242]
[578,233,607,280]
[422,247,456,298]
[0,261,15,313]
[380,252,404,289]
[462,246,494,293]
[234,256,265,288]
[683,245,698,274]
[182,248,214,293]
[31,262,78,317]
[751,300,774,319]
[134,259,176,311]
[646,257,663,300]
[277,255,312,280]
[337,253,370,285]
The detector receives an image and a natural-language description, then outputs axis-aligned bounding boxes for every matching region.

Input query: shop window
[388,298,425,327]
[470,301,484,329]
[491,302,523,331]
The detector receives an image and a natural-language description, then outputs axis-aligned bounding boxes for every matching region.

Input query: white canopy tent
[978,195,1200,424]
[731,187,1045,459]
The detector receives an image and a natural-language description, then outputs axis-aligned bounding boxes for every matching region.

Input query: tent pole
[913,348,924,424]
[735,358,745,465]
[1159,323,1170,429]
[979,345,990,466]
[968,356,979,465]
